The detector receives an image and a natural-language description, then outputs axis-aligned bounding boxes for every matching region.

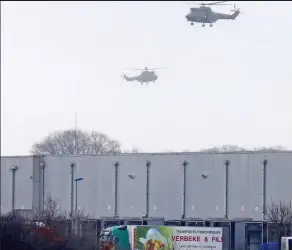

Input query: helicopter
[185,1,242,27]
[121,67,164,85]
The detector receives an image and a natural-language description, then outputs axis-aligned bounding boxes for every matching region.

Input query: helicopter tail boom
[230,10,240,19]
[227,5,241,20]
[218,9,240,20]
[122,74,136,81]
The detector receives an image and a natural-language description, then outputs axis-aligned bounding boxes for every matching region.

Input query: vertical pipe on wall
[32,156,41,216]
[224,160,230,220]
[145,161,151,218]
[262,160,268,221]
[114,162,119,217]
[40,161,46,212]
[0,160,1,216]
[11,166,18,213]
[181,161,188,219]
[75,180,78,217]
[70,163,75,218]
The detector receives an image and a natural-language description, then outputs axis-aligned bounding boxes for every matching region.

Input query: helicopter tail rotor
[230,4,243,15]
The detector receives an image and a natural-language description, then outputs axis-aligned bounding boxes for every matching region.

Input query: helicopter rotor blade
[208,1,230,5]
[208,2,232,6]
[126,68,145,71]
[185,1,231,6]
[125,67,166,71]
[147,67,166,70]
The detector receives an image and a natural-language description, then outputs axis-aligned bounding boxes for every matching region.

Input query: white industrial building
[1,151,291,219]
[1,151,291,250]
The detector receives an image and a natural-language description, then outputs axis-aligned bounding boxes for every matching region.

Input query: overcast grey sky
[1,1,292,155]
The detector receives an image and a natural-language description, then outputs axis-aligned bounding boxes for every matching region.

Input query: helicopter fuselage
[123,71,158,84]
[186,8,239,24]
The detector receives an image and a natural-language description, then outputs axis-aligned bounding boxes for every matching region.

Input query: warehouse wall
[1,152,292,220]
[0,156,34,214]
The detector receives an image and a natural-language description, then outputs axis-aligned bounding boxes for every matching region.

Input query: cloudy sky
[1,1,292,155]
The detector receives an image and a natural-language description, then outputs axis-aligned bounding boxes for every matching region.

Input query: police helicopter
[121,67,164,85]
[185,1,242,27]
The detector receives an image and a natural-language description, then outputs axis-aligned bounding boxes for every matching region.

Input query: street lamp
[74,177,83,216]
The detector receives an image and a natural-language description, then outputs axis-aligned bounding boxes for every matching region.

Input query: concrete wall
[1,152,292,220]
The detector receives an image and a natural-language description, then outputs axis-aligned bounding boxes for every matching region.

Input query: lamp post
[11,166,19,214]
[74,177,83,217]
[74,177,83,236]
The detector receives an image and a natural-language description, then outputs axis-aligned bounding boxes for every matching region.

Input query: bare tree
[35,195,97,249]
[123,147,140,153]
[266,201,292,244]
[252,145,288,152]
[0,195,97,250]
[200,144,288,153]
[130,147,139,153]
[200,145,247,152]
[31,129,121,155]
[38,195,67,225]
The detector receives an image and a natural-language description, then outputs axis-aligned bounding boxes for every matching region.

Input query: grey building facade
[1,152,292,220]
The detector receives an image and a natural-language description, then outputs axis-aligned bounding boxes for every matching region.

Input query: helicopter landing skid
[201,23,213,27]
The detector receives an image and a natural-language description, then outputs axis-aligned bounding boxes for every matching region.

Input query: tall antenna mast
[74,112,78,155]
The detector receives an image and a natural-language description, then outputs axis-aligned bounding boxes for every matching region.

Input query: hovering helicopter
[185,1,242,27]
[121,67,164,85]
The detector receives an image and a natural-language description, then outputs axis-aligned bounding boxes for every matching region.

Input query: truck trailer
[99,225,224,250]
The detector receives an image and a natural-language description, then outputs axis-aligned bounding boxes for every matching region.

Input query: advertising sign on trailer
[132,226,223,250]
